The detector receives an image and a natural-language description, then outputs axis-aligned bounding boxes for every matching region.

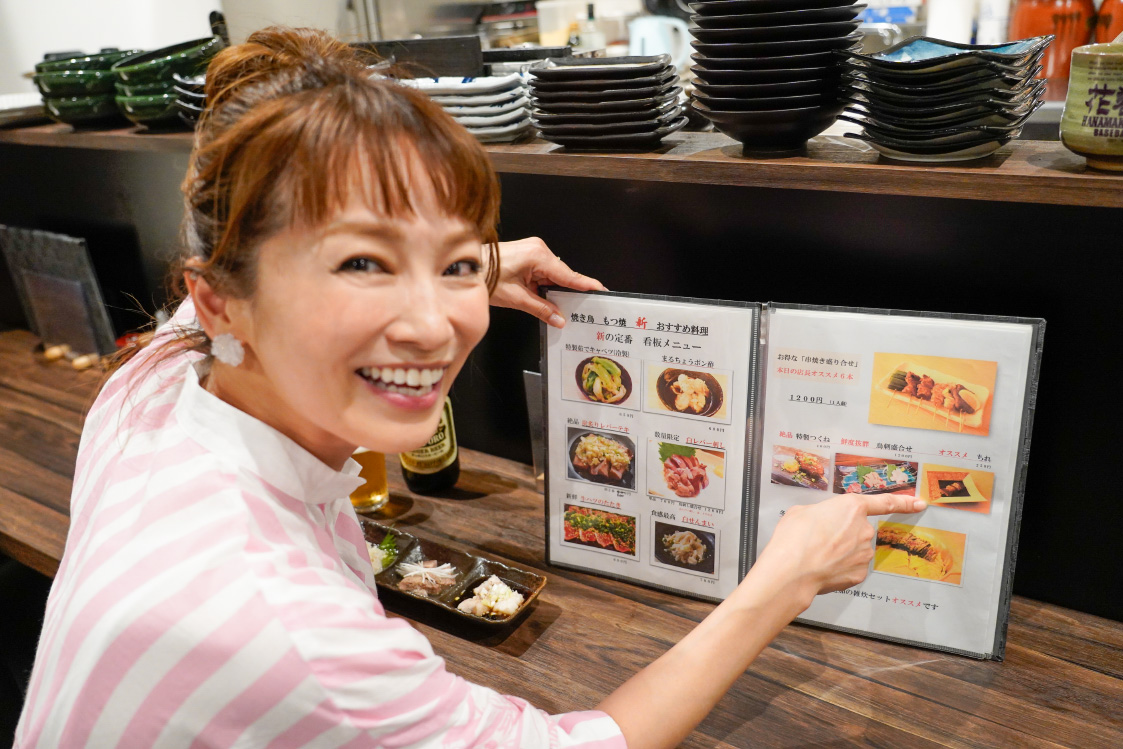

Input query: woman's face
[218,173,490,466]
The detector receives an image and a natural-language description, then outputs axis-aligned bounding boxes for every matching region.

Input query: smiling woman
[14,26,924,749]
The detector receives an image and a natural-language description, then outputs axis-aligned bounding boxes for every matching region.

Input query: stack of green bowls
[33,50,140,126]
[111,36,224,128]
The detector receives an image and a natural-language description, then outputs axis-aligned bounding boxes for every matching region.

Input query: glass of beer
[350,449,389,512]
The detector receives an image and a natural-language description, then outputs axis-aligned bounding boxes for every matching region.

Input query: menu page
[756,306,1043,658]
[543,290,759,600]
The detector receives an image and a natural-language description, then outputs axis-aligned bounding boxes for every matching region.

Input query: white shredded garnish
[398,562,458,584]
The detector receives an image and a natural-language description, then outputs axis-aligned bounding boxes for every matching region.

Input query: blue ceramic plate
[844,64,1043,95]
[843,93,1039,122]
[839,111,1034,139]
[842,77,1046,107]
[844,102,1039,128]
[845,130,1015,160]
[843,35,1052,71]
[843,100,1042,131]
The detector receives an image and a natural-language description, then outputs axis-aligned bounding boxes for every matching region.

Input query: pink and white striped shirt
[16,303,625,748]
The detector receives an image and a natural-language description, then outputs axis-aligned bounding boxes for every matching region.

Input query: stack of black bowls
[529,55,687,149]
[837,36,1052,162]
[689,0,865,153]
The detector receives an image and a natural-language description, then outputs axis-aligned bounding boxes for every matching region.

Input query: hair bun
[204,26,372,116]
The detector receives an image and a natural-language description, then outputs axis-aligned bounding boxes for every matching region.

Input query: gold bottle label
[400,398,457,474]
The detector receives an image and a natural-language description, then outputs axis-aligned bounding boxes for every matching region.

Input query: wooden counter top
[2,122,1121,208]
[1,328,1121,747]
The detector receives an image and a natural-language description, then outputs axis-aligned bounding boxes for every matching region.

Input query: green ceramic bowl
[115,79,173,97]
[111,36,223,85]
[115,92,181,127]
[34,69,117,97]
[43,94,121,125]
[35,49,142,73]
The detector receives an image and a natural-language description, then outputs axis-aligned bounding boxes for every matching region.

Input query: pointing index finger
[863,494,927,516]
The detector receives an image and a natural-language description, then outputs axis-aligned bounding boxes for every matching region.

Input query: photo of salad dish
[655,369,723,417]
[575,356,631,405]
[833,453,918,496]
[653,521,716,575]
[563,505,637,556]
[770,445,830,491]
[567,428,636,490]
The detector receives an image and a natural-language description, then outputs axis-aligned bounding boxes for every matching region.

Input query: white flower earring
[211,333,245,367]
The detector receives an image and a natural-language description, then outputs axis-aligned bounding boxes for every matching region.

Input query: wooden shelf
[3,122,1121,208]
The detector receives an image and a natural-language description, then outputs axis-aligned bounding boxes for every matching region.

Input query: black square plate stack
[529,55,687,149]
[689,0,864,153]
[837,36,1053,162]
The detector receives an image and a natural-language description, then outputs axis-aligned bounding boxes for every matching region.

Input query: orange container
[1009,0,1096,98]
[1095,0,1123,43]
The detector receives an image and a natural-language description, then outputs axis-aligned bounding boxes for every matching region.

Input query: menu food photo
[543,291,1044,659]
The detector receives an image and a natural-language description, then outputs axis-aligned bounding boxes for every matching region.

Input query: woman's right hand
[752,493,928,612]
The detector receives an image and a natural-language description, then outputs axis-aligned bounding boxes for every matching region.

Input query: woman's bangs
[279,88,500,242]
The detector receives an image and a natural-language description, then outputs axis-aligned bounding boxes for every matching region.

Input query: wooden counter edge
[3,124,1121,208]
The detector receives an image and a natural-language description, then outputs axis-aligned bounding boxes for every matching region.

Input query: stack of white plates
[400,73,532,143]
[837,36,1053,162]
[529,55,687,149]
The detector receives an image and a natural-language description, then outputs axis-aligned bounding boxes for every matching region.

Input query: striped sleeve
[244,541,627,749]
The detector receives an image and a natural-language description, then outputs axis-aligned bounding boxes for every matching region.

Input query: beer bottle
[400,397,459,493]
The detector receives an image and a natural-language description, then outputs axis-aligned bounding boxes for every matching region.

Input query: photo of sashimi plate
[646,441,726,509]
[833,453,918,496]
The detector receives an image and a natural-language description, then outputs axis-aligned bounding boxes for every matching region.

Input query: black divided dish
[359,519,546,626]
[529,55,685,150]
[688,1,860,152]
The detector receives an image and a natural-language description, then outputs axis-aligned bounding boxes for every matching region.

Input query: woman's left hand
[490,237,606,327]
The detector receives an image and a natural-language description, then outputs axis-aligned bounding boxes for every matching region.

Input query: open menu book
[541,290,1044,659]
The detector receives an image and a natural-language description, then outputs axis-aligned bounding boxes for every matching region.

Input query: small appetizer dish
[359,519,546,626]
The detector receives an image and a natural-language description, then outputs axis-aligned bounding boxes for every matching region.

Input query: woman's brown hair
[114,26,501,370]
